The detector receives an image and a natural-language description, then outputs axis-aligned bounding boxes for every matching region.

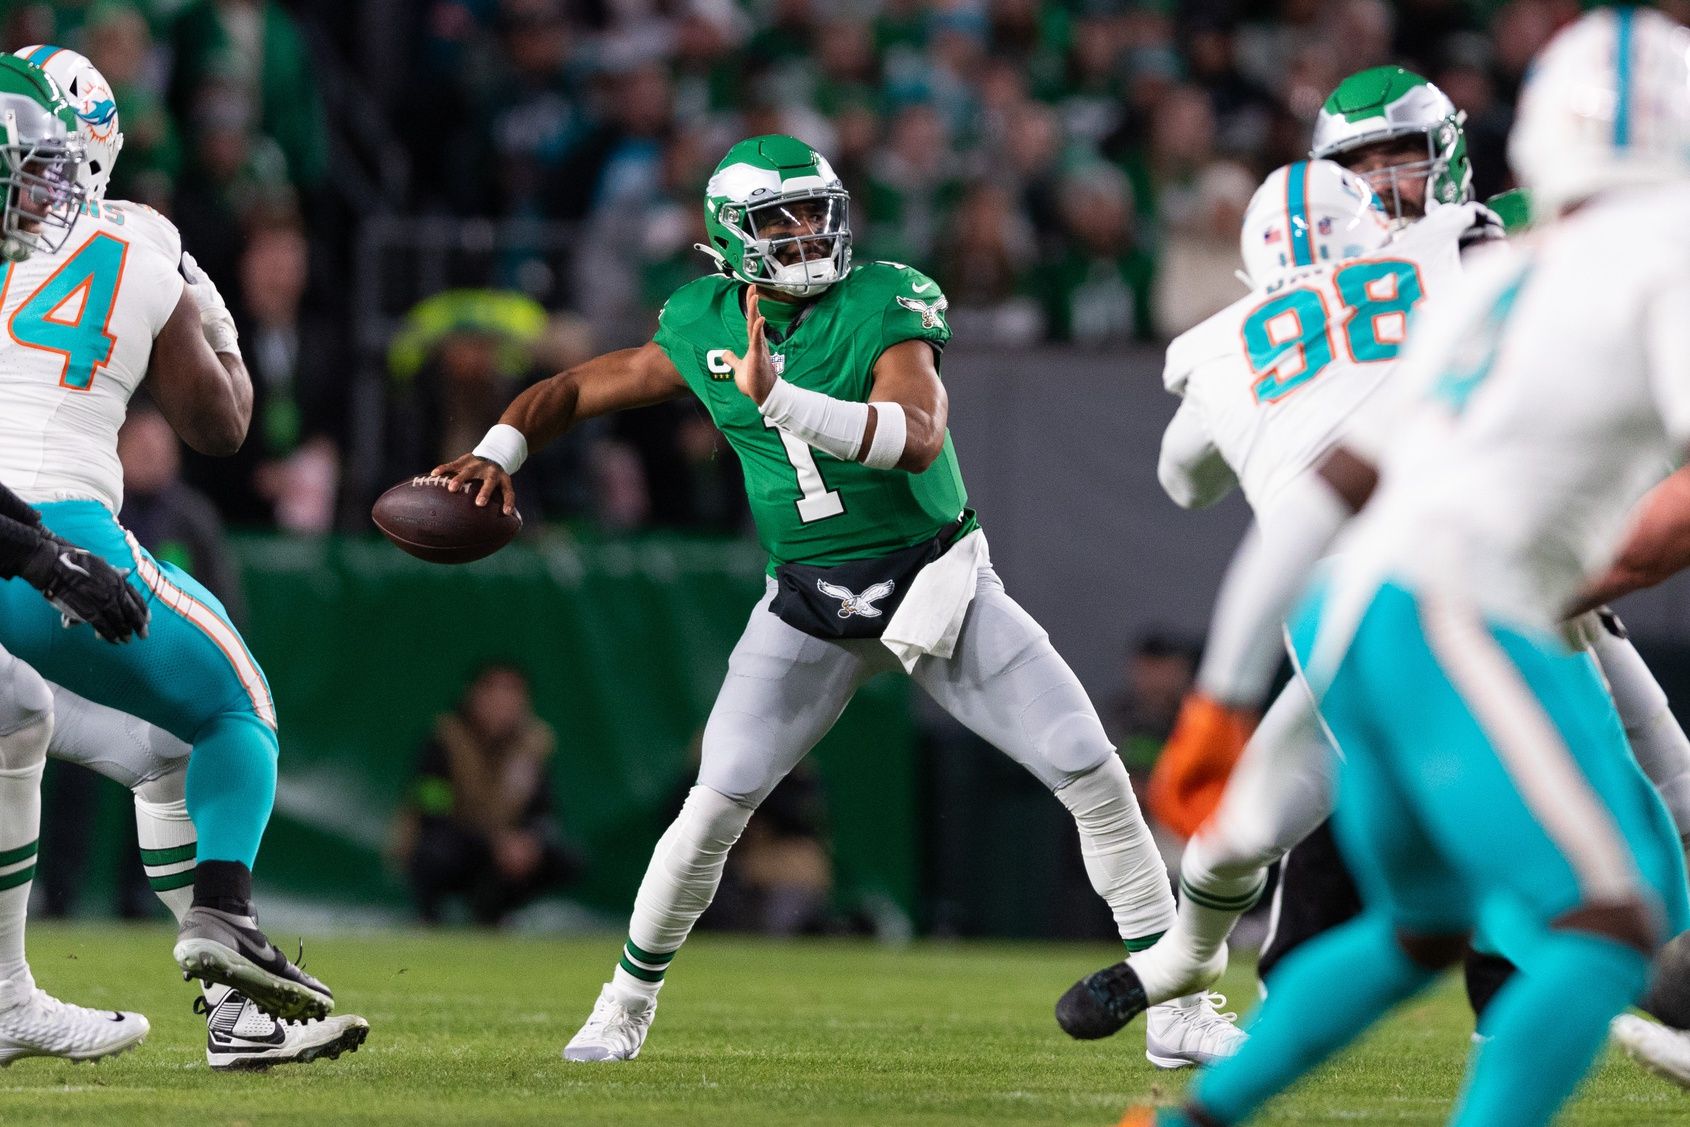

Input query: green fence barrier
[226,532,917,926]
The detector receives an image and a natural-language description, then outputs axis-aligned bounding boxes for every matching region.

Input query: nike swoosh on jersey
[912,281,933,293]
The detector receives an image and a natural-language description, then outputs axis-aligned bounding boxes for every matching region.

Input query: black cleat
[1056,960,1150,1040]
[174,906,334,1022]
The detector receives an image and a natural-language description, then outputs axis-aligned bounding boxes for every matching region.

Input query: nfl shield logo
[771,353,786,375]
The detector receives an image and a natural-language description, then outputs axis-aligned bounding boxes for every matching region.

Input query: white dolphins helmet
[1509,8,1690,217]
[13,46,122,200]
[1239,160,1392,289]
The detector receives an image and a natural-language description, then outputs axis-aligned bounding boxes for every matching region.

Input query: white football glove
[180,250,240,357]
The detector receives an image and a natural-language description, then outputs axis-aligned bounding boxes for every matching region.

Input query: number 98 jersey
[655,261,970,569]
[0,199,185,513]
[1161,203,1491,521]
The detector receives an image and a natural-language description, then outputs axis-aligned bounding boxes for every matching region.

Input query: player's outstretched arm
[147,287,253,457]
[1159,400,1237,510]
[1148,446,1375,835]
[724,286,943,473]
[1571,466,1690,615]
[435,341,687,514]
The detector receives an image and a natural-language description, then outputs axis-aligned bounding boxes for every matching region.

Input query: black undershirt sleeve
[0,512,46,581]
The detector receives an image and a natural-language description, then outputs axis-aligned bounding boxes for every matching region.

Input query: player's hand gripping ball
[371,475,522,564]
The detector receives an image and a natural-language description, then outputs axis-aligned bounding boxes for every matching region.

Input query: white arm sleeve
[1159,399,1237,509]
[758,378,875,464]
[1195,471,1352,705]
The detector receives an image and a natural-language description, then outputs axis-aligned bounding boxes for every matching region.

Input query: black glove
[17,534,150,644]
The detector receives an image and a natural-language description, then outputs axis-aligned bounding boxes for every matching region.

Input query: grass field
[2,923,1685,1126]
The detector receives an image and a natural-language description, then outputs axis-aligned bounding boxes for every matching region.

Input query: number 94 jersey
[1161,203,1491,521]
[0,200,185,513]
[655,261,968,569]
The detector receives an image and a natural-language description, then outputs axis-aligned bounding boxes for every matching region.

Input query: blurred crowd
[5,0,1636,535]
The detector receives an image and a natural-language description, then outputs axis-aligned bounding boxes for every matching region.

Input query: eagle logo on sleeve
[816,579,896,619]
[895,294,949,330]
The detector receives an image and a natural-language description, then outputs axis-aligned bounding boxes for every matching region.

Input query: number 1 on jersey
[6,233,128,391]
[765,417,845,523]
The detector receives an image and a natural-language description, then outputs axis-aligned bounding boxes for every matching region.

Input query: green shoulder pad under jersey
[654,261,970,569]
[1485,188,1533,234]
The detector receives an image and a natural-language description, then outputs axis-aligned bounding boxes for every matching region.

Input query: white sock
[134,791,196,924]
[609,786,752,1005]
[1130,831,1267,1005]
[1054,755,1176,947]
[0,711,49,986]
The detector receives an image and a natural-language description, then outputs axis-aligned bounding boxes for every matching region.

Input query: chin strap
[693,242,733,277]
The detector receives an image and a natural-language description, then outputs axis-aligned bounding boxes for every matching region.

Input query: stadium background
[12,0,1690,938]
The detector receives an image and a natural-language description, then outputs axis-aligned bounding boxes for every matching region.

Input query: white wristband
[757,378,870,464]
[863,402,907,470]
[473,423,529,474]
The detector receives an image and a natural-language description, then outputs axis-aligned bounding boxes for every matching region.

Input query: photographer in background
[392,662,583,926]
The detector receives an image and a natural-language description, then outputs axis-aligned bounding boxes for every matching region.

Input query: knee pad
[134,757,187,807]
[0,652,51,771]
[0,651,51,739]
[672,785,754,854]
[1054,753,1136,831]
[1042,711,1116,779]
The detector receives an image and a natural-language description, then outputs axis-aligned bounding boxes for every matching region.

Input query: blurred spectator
[118,401,249,623]
[933,179,1042,346]
[1106,632,1200,781]
[40,399,246,921]
[864,103,961,265]
[85,4,181,209]
[1154,160,1256,337]
[171,77,295,300]
[391,663,582,926]
[168,0,330,191]
[384,288,547,480]
[1032,163,1155,345]
[182,208,346,530]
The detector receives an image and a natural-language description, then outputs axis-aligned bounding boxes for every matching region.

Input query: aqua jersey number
[1245,259,1426,404]
[7,233,127,391]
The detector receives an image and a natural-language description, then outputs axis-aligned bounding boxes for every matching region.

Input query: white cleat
[1612,1012,1690,1089]
[1144,991,1245,1070]
[0,971,149,1065]
[199,986,369,1071]
[563,984,655,1062]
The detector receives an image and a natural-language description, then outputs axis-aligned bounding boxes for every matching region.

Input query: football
[371,475,522,564]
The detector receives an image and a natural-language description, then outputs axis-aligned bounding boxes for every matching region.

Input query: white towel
[882,528,990,672]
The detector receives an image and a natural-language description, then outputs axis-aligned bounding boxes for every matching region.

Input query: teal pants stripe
[1186,580,1675,1127]
[0,501,277,867]
[1292,580,1688,945]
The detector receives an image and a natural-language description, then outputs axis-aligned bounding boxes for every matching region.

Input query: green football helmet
[1311,66,1471,221]
[0,56,83,262]
[698,134,851,299]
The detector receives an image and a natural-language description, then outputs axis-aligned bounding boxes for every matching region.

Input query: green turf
[0,923,1684,1125]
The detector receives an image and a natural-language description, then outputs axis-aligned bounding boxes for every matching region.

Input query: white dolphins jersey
[1160,203,1493,528]
[0,200,184,514]
[1329,185,1690,635]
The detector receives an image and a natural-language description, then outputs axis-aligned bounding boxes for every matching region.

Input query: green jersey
[654,261,970,568]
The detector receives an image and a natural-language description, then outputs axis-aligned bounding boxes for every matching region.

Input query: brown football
[371,476,522,564]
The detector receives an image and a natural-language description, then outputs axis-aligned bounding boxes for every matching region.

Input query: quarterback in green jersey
[436,134,1243,1066]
